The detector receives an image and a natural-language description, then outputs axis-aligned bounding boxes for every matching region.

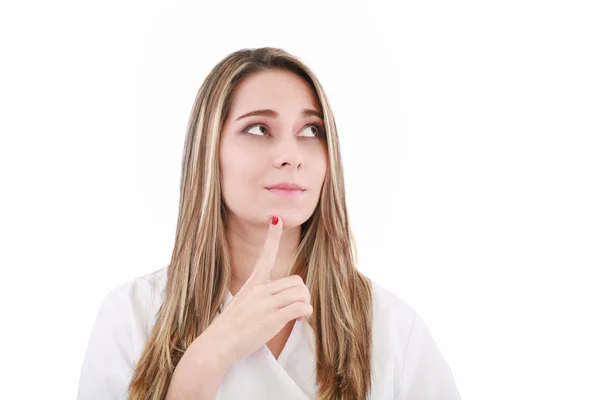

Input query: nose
[273,136,303,169]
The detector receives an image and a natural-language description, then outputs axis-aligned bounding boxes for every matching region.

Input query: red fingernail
[271,216,279,225]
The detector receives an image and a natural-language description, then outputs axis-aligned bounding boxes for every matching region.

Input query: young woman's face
[219,69,328,229]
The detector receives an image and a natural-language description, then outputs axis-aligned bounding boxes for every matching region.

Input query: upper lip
[266,182,306,191]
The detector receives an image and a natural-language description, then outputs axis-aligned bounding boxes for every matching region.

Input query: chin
[264,210,311,229]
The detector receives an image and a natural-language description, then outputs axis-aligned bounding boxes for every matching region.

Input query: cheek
[220,143,260,191]
[222,148,246,173]
[313,146,328,185]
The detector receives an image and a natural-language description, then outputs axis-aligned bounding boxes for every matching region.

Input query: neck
[225,215,301,295]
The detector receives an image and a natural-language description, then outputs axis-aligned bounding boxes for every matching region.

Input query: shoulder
[108,266,168,339]
[368,278,419,350]
[110,266,168,311]
[113,265,168,297]
[367,278,461,399]
[88,265,169,350]
[369,278,446,348]
[369,278,418,346]
[369,279,416,325]
[77,266,169,399]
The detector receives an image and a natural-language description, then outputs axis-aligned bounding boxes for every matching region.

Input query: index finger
[251,215,283,282]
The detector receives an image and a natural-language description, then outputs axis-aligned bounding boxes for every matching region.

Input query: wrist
[189,334,232,377]
[169,345,229,399]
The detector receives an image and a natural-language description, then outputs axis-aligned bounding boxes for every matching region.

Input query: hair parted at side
[127,47,374,400]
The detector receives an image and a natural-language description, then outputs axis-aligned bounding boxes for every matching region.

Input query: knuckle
[294,302,305,313]
[297,285,310,299]
[293,285,304,297]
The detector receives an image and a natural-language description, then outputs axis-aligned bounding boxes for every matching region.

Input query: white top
[77,267,461,399]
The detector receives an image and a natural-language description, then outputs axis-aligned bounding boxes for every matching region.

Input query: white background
[1,0,598,398]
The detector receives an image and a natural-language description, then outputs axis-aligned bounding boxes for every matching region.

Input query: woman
[77,47,461,399]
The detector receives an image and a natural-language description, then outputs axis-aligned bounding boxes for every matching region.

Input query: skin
[219,68,328,296]
[167,69,327,396]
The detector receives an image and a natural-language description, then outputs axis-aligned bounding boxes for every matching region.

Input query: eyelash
[241,122,325,138]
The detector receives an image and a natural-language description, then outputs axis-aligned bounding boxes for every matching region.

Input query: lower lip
[267,188,305,198]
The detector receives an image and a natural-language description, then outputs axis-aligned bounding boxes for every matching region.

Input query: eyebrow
[234,108,323,122]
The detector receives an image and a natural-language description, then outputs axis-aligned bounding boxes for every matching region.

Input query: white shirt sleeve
[77,287,135,400]
[396,313,461,400]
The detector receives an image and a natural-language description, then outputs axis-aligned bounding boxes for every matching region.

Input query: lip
[267,188,305,198]
[266,182,306,191]
[265,182,306,199]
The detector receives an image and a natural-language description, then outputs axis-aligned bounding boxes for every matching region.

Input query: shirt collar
[220,288,234,313]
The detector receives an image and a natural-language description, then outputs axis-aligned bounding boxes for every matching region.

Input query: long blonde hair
[128,47,373,400]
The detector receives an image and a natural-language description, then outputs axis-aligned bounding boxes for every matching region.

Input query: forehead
[228,69,321,115]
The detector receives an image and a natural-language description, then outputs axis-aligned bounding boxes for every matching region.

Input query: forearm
[166,346,230,400]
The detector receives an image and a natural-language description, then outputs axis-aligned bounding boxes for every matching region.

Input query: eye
[242,122,325,138]
[299,124,325,138]
[244,123,269,136]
